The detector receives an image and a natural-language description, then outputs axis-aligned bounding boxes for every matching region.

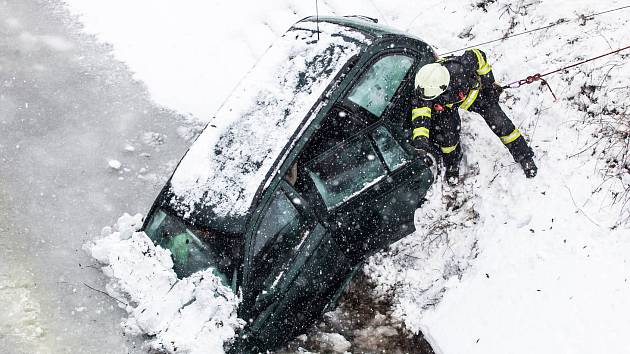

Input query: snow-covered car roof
[167,20,371,220]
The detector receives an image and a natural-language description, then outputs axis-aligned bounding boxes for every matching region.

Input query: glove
[412,137,435,167]
[412,136,430,151]
[412,136,430,154]
[492,82,504,95]
[519,156,537,178]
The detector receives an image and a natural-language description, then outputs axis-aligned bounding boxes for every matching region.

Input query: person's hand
[412,137,435,167]
[412,136,430,154]
[519,157,538,178]
[492,82,504,96]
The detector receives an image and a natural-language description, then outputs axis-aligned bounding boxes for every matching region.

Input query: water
[0,1,190,352]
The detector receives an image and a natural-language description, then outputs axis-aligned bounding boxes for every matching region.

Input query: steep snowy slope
[366,2,630,354]
[63,0,630,353]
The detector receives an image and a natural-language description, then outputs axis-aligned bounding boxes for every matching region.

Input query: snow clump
[85,213,244,354]
[107,159,122,170]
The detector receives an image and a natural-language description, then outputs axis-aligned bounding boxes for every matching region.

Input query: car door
[239,180,355,350]
[303,51,434,260]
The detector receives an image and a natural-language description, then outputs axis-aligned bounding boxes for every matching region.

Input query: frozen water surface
[0,1,189,352]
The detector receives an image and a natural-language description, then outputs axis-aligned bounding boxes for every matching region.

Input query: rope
[439,4,630,56]
[316,0,320,41]
[502,44,630,100]
[537,44,630,78]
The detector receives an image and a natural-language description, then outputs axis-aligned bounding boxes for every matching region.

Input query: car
[142,15,436,353]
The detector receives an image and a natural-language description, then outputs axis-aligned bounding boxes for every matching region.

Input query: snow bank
[367,1,630,353]
[85,213,244,354]
[367,180,481,325]
[168,21,368,218]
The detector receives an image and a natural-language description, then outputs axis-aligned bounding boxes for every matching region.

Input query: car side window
[370,125,409,170]
[254,190,299,258]
[346,55,414,117]
[297,107,368,164]
[306,135,387,209]
[251,188,317,305]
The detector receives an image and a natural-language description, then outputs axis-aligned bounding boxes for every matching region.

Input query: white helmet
[415,63,450,100]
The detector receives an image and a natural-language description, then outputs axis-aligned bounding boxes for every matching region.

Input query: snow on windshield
[168,21,369,218]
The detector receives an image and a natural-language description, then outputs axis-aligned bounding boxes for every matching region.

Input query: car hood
[166,20,370,223]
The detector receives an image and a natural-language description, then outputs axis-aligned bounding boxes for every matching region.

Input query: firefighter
[410,48,537,185]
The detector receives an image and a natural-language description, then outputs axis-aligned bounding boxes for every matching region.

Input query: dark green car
[142,15,436,352]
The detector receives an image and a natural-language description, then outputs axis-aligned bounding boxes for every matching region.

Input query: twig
[401,253,423,260]
[564,185,601,227]
[567,140,599,159]
[82,282,128,306]
[367,0,389,25]
[79,263,101,270]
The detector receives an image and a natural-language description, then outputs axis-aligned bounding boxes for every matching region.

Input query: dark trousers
[430,89,534,168]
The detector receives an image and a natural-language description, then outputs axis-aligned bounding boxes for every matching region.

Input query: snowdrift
[85,214,244,354]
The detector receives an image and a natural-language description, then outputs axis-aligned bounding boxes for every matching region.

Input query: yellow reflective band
[500,129,522,144]
[459,89,479,111]
[441,144,458,154]
[411,107,432,121]
[477,64,492,75]
[472,49,487,71]
[412,127,430,139]
[445,103,454,108]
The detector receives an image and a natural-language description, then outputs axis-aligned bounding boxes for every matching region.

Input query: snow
[86,213,244,354]
[310,332,351,353]
[107,159,122,170]
[61,0,332,121]
[5,0,628,353]
[0,272,45,341]
[168,21,368,218]
[364,1,630,354]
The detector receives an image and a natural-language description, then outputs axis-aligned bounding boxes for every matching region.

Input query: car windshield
[144,209,231,286]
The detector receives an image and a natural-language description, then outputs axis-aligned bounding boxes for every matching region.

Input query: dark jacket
[410,48,495,144]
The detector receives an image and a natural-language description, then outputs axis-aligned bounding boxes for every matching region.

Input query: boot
[445,164,460,186]
[520,156,537,178]
[505,136,537,178]
[441,144,462,186]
